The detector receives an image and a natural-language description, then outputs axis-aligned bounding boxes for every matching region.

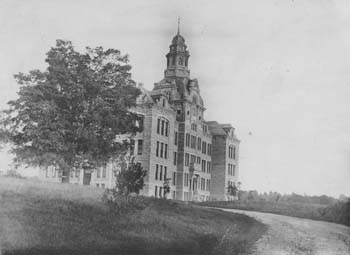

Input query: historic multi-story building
[39,28,240,201]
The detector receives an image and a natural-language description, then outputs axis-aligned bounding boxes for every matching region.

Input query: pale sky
[1,0,349,197]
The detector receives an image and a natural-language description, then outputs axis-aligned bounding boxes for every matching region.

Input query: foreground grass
[0,177,266,255]
[199,199,350,226]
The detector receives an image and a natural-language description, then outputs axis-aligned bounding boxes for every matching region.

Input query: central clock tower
[164,27,190,79]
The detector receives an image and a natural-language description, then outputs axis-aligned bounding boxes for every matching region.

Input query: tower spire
[177,16,180,35]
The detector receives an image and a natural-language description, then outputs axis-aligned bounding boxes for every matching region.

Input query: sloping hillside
[0,177,266,255]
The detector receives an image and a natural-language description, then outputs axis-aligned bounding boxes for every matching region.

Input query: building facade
[39,29,240,201]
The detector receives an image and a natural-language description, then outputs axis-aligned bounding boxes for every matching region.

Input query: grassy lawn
[0,177,266,255]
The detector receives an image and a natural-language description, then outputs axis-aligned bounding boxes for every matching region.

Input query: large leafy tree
[0,40,142,174]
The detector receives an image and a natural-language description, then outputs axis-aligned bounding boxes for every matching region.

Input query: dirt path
[221,209,350,255]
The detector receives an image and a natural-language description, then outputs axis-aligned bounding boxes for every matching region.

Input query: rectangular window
[233,146,236,159]
[185,153,189,166]
[102,166,106,178]
[232,165,235,176]
[175,131,178,145]
[75,169,79,178]
[160,142,164,158]
[157,119,160,134]
[185,133,190,147]
[173,172,176,185]
[207,144,211,155]
[190,154,196,164]
[207,161,211,173]
[191,135,196,149]
[161,120,165,135]
[197,137,201,150]
[97,168,101,178]
[155,164,159,180]
[137,139,143,155]
[101,184,105,189]
[173,152,177,165]
[159,187,163,198]
[202,141,207,154]
[165,121,169,137]
[160,165,163,181]
[164,144,168,159]
[228,163,230,175]
[164,166,167,180]
[156,141,159,157]
[202,159,206,172]
[155,186,158,197]
[197,156,201,164]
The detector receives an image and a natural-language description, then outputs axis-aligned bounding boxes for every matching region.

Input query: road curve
[221,208,350,255]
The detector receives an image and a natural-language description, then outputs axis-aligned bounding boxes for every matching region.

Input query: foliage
[227,184,238,196]
[114,158,147,195]
[238,190,337,205]
[102,190,149,215]
[0,40,142,172]
[200,192,350,226]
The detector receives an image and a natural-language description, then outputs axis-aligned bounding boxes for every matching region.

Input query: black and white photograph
[0,1,349,254]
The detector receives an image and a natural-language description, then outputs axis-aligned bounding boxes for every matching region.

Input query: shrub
[102,189,149,215]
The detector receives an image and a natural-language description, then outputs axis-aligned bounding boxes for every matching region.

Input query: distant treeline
[238,190,343,205]
[199,191,350,226]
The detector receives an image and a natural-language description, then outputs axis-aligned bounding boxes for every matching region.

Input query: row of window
[154,185,166,198]
[155,164,177,185]
[45,167,61,178]
[228,163,236,176]
[155,164,167,181]
[96,167,107,178]
[228,181,236,187]
[156,141,168,158]
[228,145,236,159]
[154,186,177,199]
[157,118,169,136]
[183,175,211,191]
[130,139,143,155]
[184,153,211,173]
[185,134,212,155]
[200,177,211,191]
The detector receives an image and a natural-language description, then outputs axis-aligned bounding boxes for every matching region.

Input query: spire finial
[177,16,180,35]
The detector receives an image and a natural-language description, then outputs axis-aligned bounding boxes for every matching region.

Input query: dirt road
[221,209,350,255]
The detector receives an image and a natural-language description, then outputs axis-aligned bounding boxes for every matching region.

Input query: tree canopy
[0,40,142,172]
